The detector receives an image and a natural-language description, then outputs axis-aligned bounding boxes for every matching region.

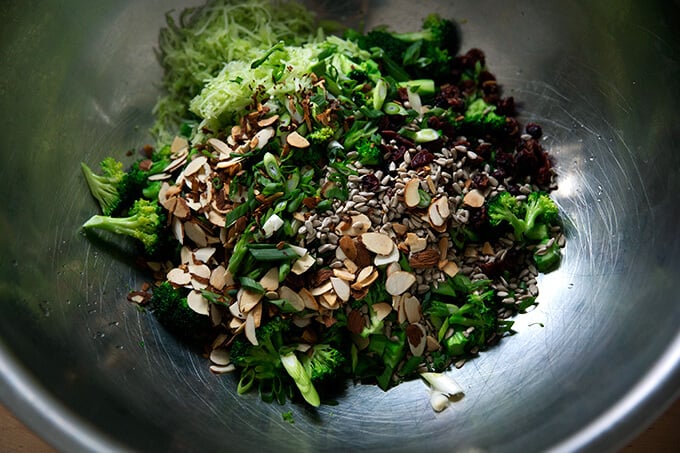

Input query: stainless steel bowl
[1,1,679,451]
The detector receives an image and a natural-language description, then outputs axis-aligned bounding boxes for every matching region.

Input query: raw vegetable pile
[81,0,563,410]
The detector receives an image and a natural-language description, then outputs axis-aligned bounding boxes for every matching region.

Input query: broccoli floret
[461,98,507,135]
[487,192,526,240]
[308,126,336,145]
[534,237,562,273]
[355,140,382,166]
[82,198,166,256]
[524,191,559,241]
[230,317,295,405]
[80,158,125,216]
[150,282,211,345]
[398,14,460,55]
[301,344,346,385]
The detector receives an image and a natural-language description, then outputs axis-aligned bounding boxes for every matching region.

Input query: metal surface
[1,1,679,451]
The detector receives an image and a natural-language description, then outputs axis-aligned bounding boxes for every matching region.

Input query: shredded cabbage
[152,0,322,143]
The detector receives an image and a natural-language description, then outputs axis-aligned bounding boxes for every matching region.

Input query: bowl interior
[1,1,679,451]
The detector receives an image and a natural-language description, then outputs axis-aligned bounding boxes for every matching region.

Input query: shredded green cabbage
[152,0,322,143]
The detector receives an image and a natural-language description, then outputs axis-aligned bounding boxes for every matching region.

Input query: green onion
[383,102,407,116]
[263,152,283,181]
[239,277,265,294]
[248,246,298,261]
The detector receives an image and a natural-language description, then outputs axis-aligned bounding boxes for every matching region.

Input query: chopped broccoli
[150,281,211,345]
[81,199,166,256]
[80,158,125,216]
[355,140,382,166]
[308,126,336,145]
[460,98,506,135]
[301,344,346,385]
[524,191,560,241]
[230,317,294,405]
[487,192,526,240]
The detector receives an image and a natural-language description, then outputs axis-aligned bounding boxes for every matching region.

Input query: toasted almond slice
[172,217,184,244]
[391,222,408,236]
[286,131,310,148]
[188,263,211,280]
[356,266,375,284]
[167,268,191,286]
[481,241,495,255]
[193,247,216,263]
[435,196,451,219]
[252,127,275,150]
[163,155,189,174]
[238,288,263,313]
[352,269,379,290]
[215,157,243,169]
[229,301,244,320]
[257,114,279,127]
[245,311,258,345]
[404,233,428,253]
[463,189,485,208]
[438,237,449,259]
[343,259,358,274]
[374,243,400,266]
[278,286,305,311]
[184,221,208,247]
[171,136,189,154]
[425,175,437,194]
[442,261,460,277]
[428,201,445,227]
[330,277,350,302]
[385,271,416,296]
[372,302,392,321]
[209,265,228,290]
[209,364,236,374]
[148,172,171,181]
[404,179,421,208]
[187,290,209,316]
[172,197,191,219]
[183,156,208,177]
[229,316,244,331]
[339,236,357,261]
[180,246,193,264]
[320,291,338,309]
[386,261,401,277]
[426,335,440,352]
[404,295,422,323]
[299,288,319,311]
[361,232,394,255]
[207,210,226,228]
[288,244,308,257]
[333,268,356,281]
[251,300,263,328]
[207,137,232,156]
[210,348,231,366]
[259,267,279,291]
[407,323,427,357]
[310,281,333,296]
[291,253,316,275]
[396,294,408,324]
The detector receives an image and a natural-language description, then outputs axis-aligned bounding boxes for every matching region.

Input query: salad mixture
[81,0,563,411]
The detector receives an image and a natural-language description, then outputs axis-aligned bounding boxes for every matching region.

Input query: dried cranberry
[472,173,490,190]
[496,97,516,116]
[410,150,434,168]
[361,174,380,192]
[525,122,543,139]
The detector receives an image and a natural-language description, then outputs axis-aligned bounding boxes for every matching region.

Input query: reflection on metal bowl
[1,1,679,451]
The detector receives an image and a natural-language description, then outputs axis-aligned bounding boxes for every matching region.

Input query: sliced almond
[207,210,226,228]
[278,286,305,311]
[173,197,191,220]
[209,364,236,374]
[339,236,358,261]
[374,243,400,266]
[428,201,445,227]
[481,241,495,255]
[257,114,279,127]
[172,217,184,244]
[463,189,485,208]
[426,335,440,353]
[386,262,401,277]
[259,267,279,291]
[406,323,427,357]
[361,232,394,255]
[404,233,428,253]
[207,137,232,156]
[442,261,460,277]
[371,302,392,321]
[187,290,209,316]
[163,155,188,174]
[183,156,208,177]
[385,271,416,296]
[404,179,421,208]
[250,300,263,328]
[310,281,333,296]
[299,288,319,311]
[425,175,437,194]
[209,265,228,290]
[396,295,408,324]
[343,259,358,274]
[210,348,231,366]
[167,268,191,286]
[229,302,244,320]
[252,127,275,150]
[286,131,310,148]
[319,291,338,309]
[245,311,258,346]
[438,237,449,259]
[333,268,356,281]
[193,247,216,263]
[171,136,189,155]
[330,277,350,302]
[391,222,408,236]
[291,253,316,275]
[184,221,208,247]
[434,196,451,220]
[355,266,375,285]
[238,288,263,313]
[403,295,422,323]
